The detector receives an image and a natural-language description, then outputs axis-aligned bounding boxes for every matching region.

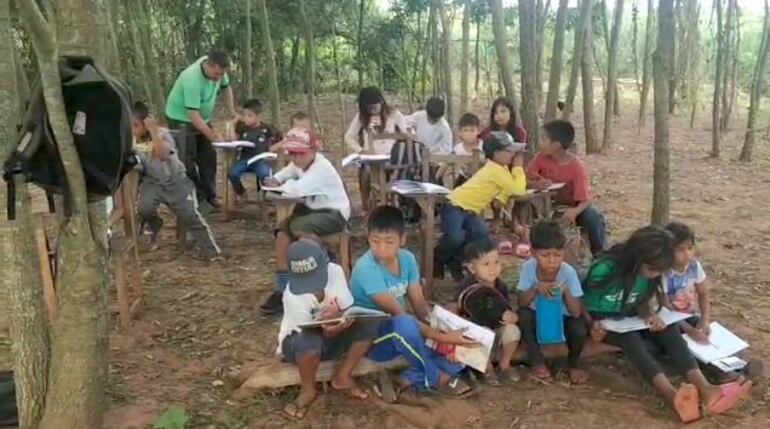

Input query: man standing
[165,50,237,209]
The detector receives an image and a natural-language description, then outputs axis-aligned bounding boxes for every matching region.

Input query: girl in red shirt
[479,97,529,145]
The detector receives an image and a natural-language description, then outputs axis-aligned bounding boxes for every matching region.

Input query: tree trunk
[535,0,550,112]
[739,0,770,162]
[711,0,725,158]
[519,0,540,149]
[104,0,122,76]
[331,17,347,157]
[17,1,113,427]
[256,0,281,127]
[134,0,166,113]
[410,11,424,104]
[563,0,584,121]
[126,3,153,104]
[437,0,454,127]
[602,0,625,150]
[430,3,441,95]
[580,0,599,154]
[545,0,570,122]
[651,0,673,225]
[244,0,253,98]
[720,0,738,131]
[13,45,30,120]
[600,0,621,116]
[474,16,481,98]
[298,0,320,132]
[489,0,522,118]
[0,4,50,428]
[638,0,654,130]
[724,2,739,131]
[357,0,366,88]
[632,2,641,97]
[421,7,434,100]
[460,0,471,114]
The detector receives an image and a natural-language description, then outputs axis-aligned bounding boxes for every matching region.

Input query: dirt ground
[4,95,770,429]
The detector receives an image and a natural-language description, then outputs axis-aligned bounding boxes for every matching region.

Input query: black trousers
[518,307,588,368]
[604,323,698,383]
[167,119,218,202]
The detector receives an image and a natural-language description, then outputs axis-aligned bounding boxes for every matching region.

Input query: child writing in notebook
[227,99,280,203]
[456,238,520,384]
[584,226,751,423]
[517,220,587,384]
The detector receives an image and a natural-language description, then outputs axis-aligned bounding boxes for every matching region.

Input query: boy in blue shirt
[517,220,588,384]
[350,206,477,397]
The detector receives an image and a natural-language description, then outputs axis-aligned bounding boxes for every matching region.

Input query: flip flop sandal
[707,381,752,415]
[530,365,552,381]
[483,370,501,386]
[283,400,313,421]
[498,368,521,384]
[430,377,476,398]
[673,384,701,423]
[332,383,370,401]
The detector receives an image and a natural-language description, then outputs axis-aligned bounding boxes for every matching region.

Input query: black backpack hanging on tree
[2,55,135,220]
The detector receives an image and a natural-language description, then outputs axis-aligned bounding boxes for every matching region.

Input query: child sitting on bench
[516,220,587,384]
[277,239,379,420]
[132,102,221,261]
[350,206,478,398]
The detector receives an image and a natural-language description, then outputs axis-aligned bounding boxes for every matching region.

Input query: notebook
[535,291,566,344]
[298,306,388,329]
[683,322,749,364]
[600,307,692,333]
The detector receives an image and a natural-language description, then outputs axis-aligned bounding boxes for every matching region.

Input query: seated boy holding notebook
[517,220,588,384]
[350,206,477,397]
[260,128,352,315]
[527,120,606,255]
[278,239,379,420]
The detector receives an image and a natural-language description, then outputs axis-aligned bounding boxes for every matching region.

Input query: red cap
[284,127,321,153]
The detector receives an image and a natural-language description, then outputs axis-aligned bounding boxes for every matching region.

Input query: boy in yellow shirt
[435,131,527,280]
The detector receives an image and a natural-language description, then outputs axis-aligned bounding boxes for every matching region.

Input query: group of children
[131,87,753,423]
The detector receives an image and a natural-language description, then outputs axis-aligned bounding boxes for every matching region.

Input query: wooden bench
[235,340,620,394]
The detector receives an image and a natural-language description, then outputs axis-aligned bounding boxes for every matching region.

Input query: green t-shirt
[165,56,230,123]
[583,259,653,316]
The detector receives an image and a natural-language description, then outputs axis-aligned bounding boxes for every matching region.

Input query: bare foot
[569,368,589,385]
[283,385,317,420]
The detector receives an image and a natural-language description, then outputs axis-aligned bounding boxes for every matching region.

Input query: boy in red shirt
[528,120,606,255]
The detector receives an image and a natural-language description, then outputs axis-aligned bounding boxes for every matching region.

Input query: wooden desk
[215,147,239,220]
[264,192,304,228]
[501,189,557,226]
[392,190,444,298]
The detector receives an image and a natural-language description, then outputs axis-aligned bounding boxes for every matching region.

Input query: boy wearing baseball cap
[278,239,379,420]
[260,127,352,315]
[435,131,527,280]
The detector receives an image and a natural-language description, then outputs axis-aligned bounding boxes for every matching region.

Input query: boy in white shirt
[405,97,453,155]
[260,128,352,315]
[278,239,379,420]
[437,113,484,188]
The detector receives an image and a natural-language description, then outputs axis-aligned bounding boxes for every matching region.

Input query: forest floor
[3,95,770,429]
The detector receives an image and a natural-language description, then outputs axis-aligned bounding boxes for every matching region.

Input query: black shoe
[260,291,283,315]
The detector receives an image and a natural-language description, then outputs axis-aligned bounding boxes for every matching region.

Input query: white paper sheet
[426,306,495,372]
[711,356,747,372]
[212,140,256,149]
[390,180,450,196]
[341,153,390,168]
[246,152,277,165]
[684,322,749,363]
[600,307,692,333]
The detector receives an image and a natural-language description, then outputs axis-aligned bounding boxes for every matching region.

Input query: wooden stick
[33,214,57,321]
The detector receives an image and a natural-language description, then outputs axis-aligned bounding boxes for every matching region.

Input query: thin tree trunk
[474,16,481,98]
[437,0,454,127]
[638,0,654,131]
[490,0,522,119]
[535,0,551,112]
[739,0,770,162]
[18,0,112,427]
[104,0,122,76]
[410,11,424,103]
[652,0,673,225]
[602,0,625,150]
[357,0,366,88]
[244,0,253,98]
[331,17,347,156]
[298,0,320,132]
[135,0,166,113]
[0,4,50,428]
[431,3,441,96]
[545,0,570,122]
[256,0,281,127]
[563,0,584,121]
[580,0,599,154]
[721,0,739,131]
[460,0,471,114]
[711,0,724,158]
[632,1,641,97]
[519,0,540,149]
[126,4,153,104]
[600,0,621,115]
[421,7,434,100]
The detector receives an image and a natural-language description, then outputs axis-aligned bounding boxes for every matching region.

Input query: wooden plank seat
[235,340,621,393]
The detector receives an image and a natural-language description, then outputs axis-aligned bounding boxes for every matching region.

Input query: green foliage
[153,406,191,429]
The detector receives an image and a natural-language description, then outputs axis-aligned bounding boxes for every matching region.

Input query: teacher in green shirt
[165,50,236,209]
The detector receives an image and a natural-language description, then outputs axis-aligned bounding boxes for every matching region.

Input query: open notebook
[600,307,692,333]
[390,180,450,196]
[426,306,495,373]
[683,322,749,364]
[212,140,256,149]
[297,306,388,329]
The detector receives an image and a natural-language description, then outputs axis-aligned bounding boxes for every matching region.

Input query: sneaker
[260,291,283,315]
